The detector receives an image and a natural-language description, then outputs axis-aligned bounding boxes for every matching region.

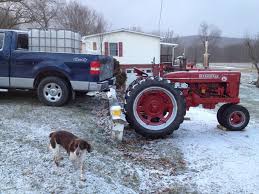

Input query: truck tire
[221,104,250,131]
[125,77,186,138]
[217,103,232,126]
[37,76,70,106]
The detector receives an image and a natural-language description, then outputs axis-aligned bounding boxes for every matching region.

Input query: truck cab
[0,30,115,106]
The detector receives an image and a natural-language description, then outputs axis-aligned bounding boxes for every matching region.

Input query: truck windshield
[0,33,4,50]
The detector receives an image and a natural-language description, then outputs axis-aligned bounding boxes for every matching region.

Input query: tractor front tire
[125,77,186,138]
[221,104,250,131]
[217,103,232,126]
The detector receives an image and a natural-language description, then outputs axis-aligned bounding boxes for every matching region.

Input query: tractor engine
[194,83,225,97]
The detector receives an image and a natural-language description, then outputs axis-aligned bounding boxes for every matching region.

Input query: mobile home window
[109,43,118,56]
[16,33,29,50]
[93,42,97,50]
[0,33,4,50]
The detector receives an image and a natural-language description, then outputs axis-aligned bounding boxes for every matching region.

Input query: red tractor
[124,67,250,138]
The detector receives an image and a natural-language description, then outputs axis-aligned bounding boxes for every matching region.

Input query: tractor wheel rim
[133,87,177,131]
[43,83,62,102]
[229,111,245,128]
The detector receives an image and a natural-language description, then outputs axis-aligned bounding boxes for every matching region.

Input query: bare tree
[198,22,222,64]
[186,41,203,64]
[57,1,107,35]
[21,0,61,29]
[162,30,175,43]
[0,1,33,28]
[0,0,22,2]
[0,0,61,29]
[199,22,222,48]
[245,36,259,87]
[160,29,180,63]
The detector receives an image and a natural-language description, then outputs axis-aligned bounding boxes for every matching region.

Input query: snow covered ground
[0,70,259,194]
[0,92,187,194]
[174,108,259,193]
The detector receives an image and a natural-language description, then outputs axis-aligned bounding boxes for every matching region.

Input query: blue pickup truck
[0,30,115,106]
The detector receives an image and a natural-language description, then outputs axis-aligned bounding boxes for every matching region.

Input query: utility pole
[158,0,164,35]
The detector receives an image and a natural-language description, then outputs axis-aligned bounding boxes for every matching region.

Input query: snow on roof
[82,29,161,40]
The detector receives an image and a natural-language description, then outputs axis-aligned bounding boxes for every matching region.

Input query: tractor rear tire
[221,104,250,131]
[125,77,147,126]
[217,103,232,126]
[125,77,186,138]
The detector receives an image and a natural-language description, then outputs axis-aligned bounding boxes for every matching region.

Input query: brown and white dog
[49,130,91,181]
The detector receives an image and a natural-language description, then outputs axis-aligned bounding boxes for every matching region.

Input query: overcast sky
[82,0,258,38]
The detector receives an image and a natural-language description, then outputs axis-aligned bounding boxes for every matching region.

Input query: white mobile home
[82,29,161,84]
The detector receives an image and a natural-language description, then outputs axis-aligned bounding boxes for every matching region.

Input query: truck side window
[16,34,29,50]
[0,33,4,50]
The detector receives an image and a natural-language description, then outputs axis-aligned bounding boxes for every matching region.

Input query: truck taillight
[90,61,101,75]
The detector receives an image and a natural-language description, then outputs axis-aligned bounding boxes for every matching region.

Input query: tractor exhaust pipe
[203,41,210,69]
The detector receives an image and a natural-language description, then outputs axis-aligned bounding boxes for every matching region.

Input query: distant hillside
[177,35,245,48]
[218,37,245,47]
[161,35,249,63]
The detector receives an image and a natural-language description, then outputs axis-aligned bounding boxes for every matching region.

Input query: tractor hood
[163,70,241,83]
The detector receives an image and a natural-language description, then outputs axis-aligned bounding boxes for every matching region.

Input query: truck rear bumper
[71,77,116,92]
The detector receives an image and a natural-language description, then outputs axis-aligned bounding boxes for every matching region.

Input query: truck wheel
[125,78,186,138]
[37,77,70,106]
[217,103,232,126]
[222,104,250,131]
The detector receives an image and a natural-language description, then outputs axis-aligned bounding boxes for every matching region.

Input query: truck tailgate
[99,56,114,81]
